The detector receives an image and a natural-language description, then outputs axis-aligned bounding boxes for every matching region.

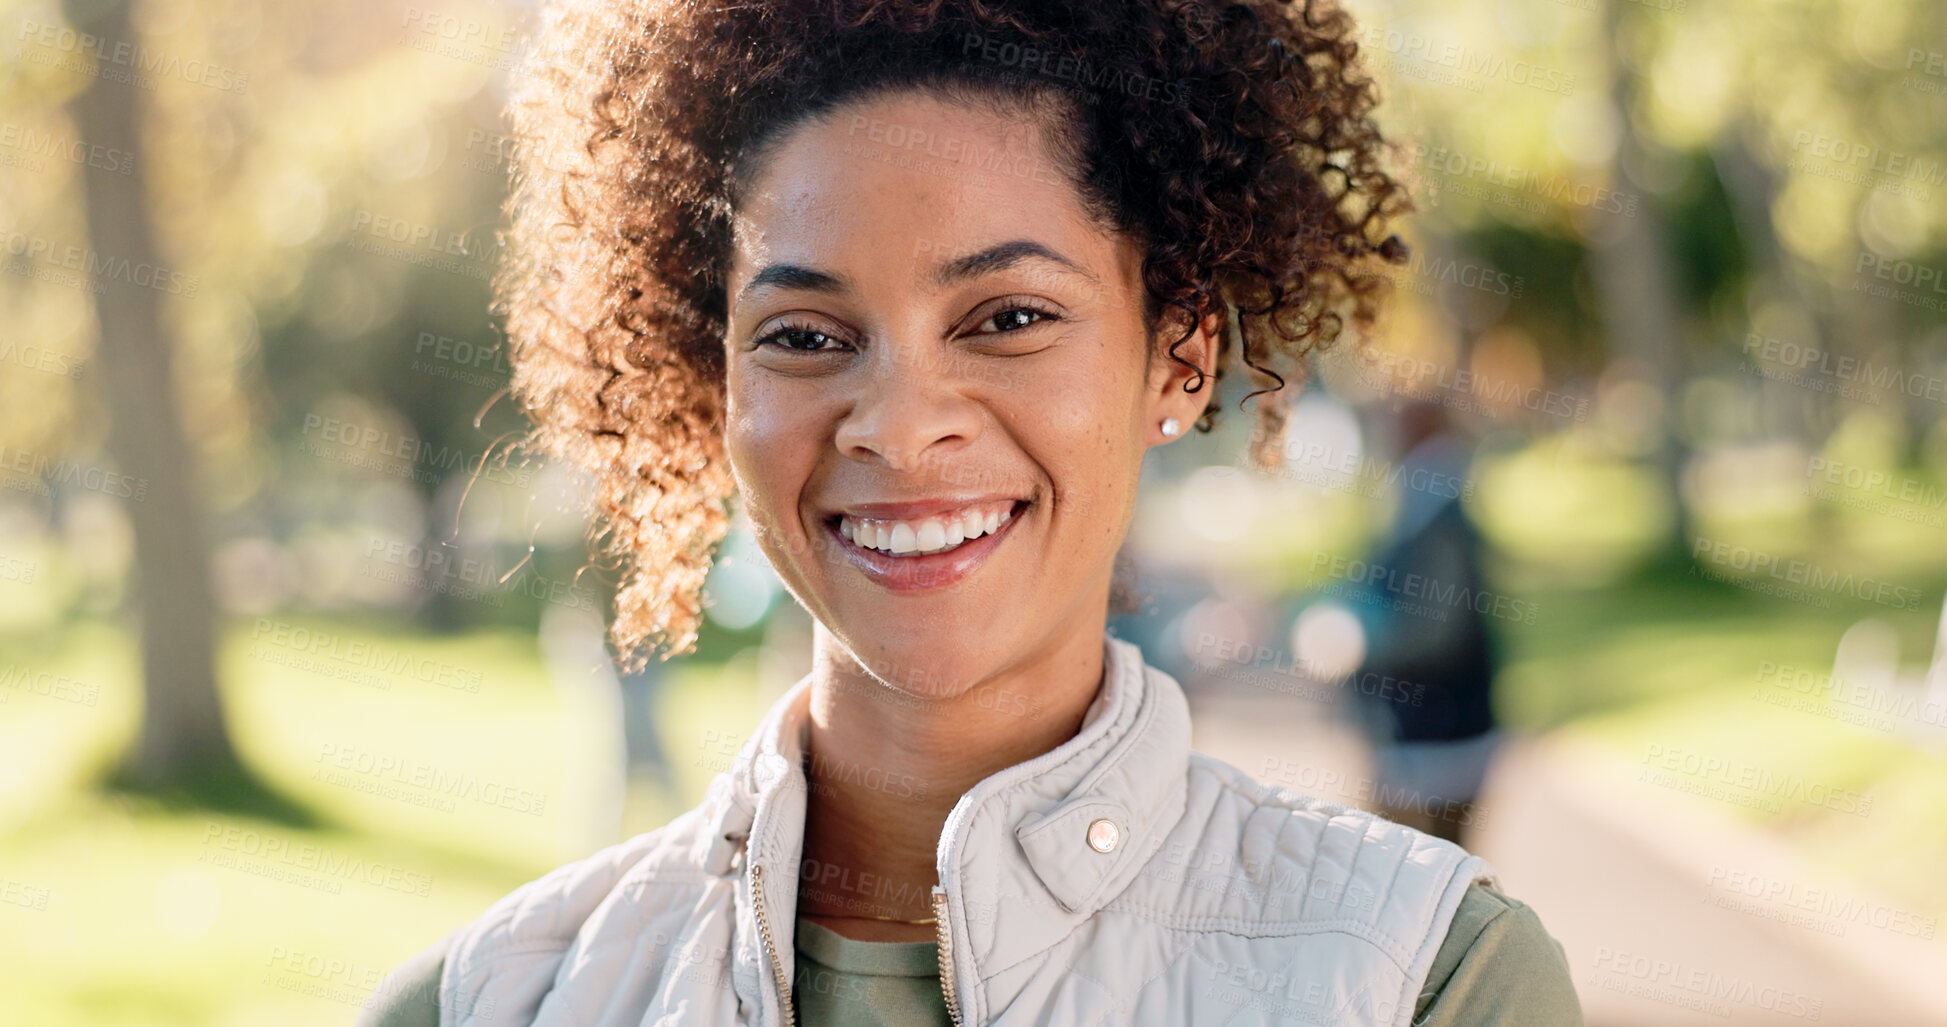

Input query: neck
[795,610,1109,929]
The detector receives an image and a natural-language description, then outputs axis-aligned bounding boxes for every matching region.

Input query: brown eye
[976,304,1059,334]
[757,324,845,352]
[989,309,1042,331]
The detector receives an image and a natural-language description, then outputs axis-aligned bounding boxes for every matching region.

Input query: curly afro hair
[497,0,1412,671]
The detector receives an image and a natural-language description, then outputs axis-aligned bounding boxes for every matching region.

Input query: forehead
[728,90,1118,289]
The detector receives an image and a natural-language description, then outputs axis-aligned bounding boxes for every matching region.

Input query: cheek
[1013,337,1147,522]
[724,376,812,526]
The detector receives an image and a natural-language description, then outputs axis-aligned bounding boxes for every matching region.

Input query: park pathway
[1183,682,1947,1027]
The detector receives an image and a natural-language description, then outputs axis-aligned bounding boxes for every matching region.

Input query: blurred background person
[1344,399,1500,847]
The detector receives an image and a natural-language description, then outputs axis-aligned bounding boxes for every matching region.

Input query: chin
[837,628,992,701]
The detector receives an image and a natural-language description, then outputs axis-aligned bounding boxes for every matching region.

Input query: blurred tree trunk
[65,0,242,789]
[1711,126,1843,540]
[1711,125,1817,446]
[1715,129,1914,461]
[1589,0,1697,566]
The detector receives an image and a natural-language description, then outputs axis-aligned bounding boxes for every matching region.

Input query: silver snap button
[1086,817,1120,853]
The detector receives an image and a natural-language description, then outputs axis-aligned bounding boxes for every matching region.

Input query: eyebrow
[737,264,850,304]
[734,239,1098,306]
[929,239,1098,290]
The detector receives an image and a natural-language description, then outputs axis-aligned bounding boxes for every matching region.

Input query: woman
[362,0,1582,1023]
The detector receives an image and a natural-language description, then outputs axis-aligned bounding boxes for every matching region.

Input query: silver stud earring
[1160,417,1181,438]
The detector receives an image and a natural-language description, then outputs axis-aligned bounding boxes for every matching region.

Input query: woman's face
[723,89,1210,699]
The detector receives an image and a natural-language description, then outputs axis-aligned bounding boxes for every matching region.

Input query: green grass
[0,614,771,1026]
[0,793,520,1027]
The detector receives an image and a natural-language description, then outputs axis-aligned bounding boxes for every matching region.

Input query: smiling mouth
[829,499,1029,558]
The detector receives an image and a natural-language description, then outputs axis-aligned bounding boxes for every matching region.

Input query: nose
[832,340,983,472]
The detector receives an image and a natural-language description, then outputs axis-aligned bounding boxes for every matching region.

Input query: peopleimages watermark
[1354,25,1577,96]
[1853,252,1947,313]
[299,411,533,489]
[695,730,929,802]
[1190,631,1428,708]
[1690,535,1925,610]
[1586,947,1822,1020]
[842,114,1066,190]
[264,940,500,1019]
[0,663,100,707]
[796,856,936,921]
[1204,963,1399,1024]
[1910,48,1947,96]
[261,944,389,1008]
[0,120,133,176]
[411,330,509,390]
[1787,131,1945,201]
[1,227,198,295]
[1803,456,1947,530]
[1311,552,1540,626]
[1268,435,1476,502]
[1753,659,1947,735]
[1638,743,1874,817]
[347,210,494,282]
[959,33,1190,106]
[0,338,87,380]
[13,18,251,94]
[1395,250,1524,300]
[0,442,149,502]
[1259,757,1489,831]
[805,748,931,802]
[249,617,485,693]
[361,536,597,613]
[0,876,53,911]
[198,822,432,897]
[313,742,546,816]
[1351,348,1591,423]
[1705,865,1937,941]
[396,6,522,73]
[694,728,746,775]
[459,128,518,176]
[0,556,37,587]
[1406,142,1637,218]
[1741,332,1947,406]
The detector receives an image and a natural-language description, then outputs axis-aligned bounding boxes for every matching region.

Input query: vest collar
[699,631,1192,975]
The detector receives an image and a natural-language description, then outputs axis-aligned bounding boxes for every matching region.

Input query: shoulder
[1143,755,1490,955]
[456,819,695,958]
[355,929,452,1027]
[440,791,731,1010]
[1182,750,1486,878]
[1413,883,1583,1026]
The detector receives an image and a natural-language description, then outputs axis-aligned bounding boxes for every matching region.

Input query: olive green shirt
[357,882,1582,1026]
[792,916,952,1025]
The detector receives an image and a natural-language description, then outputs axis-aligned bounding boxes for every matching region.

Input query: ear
[1145,305,1225,445]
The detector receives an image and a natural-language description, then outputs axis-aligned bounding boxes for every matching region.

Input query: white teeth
[838,502,1020,557]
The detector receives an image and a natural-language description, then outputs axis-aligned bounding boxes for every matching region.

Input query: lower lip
[828,501,1028,593]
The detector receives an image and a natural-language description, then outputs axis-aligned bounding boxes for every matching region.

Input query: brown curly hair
[495,0,1412,671]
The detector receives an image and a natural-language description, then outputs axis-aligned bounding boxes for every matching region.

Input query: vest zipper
[932,884,965,1027]
[749,863,796,1027]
